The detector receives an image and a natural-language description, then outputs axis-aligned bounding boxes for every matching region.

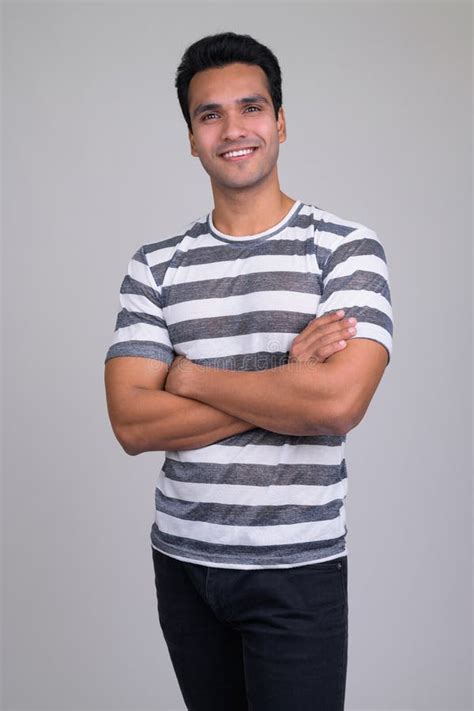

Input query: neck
[210,181,296,237]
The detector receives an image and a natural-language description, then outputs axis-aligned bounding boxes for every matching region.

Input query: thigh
[151,547,248,711]
[237,557,348,711]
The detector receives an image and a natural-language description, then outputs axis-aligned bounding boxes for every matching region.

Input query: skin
[104,310,360,455]
[105,61,388,454]
[187,62,295,237]
[163,61,378,433]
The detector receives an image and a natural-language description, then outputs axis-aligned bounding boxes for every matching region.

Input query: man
[104,31,393,711]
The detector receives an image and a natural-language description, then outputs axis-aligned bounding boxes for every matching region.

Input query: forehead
[188,63,270,109]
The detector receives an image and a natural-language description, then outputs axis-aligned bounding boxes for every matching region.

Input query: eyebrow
[192,94,270,119]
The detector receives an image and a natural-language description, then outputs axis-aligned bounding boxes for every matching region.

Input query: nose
[220,111,249,143]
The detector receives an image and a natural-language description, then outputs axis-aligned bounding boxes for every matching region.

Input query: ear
[188,129,199,157]
[277,106,287,144]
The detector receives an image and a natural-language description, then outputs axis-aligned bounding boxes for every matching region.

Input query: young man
[104,32,393,711]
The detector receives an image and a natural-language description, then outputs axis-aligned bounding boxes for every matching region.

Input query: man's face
[187,62,286,191]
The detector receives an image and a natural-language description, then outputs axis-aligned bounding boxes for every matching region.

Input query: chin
[216,176,267,191]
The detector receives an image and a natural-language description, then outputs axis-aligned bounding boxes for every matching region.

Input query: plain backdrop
[2,1,472,710]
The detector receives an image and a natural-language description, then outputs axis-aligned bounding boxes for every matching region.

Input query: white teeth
[222,147,256,159]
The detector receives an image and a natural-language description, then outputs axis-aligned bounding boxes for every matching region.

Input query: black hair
[175,32,282,132]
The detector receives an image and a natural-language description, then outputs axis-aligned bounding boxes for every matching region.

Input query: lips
[220,147,259,161]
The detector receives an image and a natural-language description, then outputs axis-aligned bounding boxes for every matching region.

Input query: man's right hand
[288,310,358,364]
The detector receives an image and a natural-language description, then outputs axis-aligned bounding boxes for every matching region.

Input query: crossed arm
[105,338,388,456]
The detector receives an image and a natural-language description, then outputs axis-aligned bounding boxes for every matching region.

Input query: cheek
[256,116,278,133]
[190,130,210,152]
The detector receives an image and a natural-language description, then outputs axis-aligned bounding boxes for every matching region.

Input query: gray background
[2,1,472,710]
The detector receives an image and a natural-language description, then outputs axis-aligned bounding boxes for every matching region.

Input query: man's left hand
[164,355,202,398]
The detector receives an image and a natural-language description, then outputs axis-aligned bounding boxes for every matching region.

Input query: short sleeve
[316,226,394,365]
[104,244,175,366]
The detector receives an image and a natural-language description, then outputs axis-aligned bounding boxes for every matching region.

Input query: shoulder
[304,202,375,242]
[303,203,385,267]
[135,210,209,286]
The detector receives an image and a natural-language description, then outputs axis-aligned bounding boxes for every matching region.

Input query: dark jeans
[151,547,348,710]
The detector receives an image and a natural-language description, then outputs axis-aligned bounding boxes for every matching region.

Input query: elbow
[309,399,360,437]
[331,401,366,436]
[114,423,143,456]
[304,368,358,436]
[306,368,372,436]
[304,403,348,437]
[330,413,356,437]
[122,442,141,457]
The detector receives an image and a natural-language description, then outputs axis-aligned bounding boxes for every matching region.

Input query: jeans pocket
[290,557,345,573]
[287,558,347,614]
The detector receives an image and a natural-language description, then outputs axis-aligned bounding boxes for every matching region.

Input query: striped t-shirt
[105,199,394,569]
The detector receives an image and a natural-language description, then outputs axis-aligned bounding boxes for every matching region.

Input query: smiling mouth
[220,147,259,161]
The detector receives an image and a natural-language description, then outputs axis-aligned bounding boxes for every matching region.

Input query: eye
[202,112,219,121]
[201,106,262,121]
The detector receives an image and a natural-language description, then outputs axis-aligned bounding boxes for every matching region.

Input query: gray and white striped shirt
[105,199,393,569]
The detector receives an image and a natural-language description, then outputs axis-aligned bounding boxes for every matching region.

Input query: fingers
[315,320,357,344]
[293,310,356,346]
[289,310,358,364]
[310,339,348,361]
[302,323,357,353]
[292,310,342,344]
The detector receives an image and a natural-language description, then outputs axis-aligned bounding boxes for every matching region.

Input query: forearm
[180,361,340,436]
[121,387,257,455]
